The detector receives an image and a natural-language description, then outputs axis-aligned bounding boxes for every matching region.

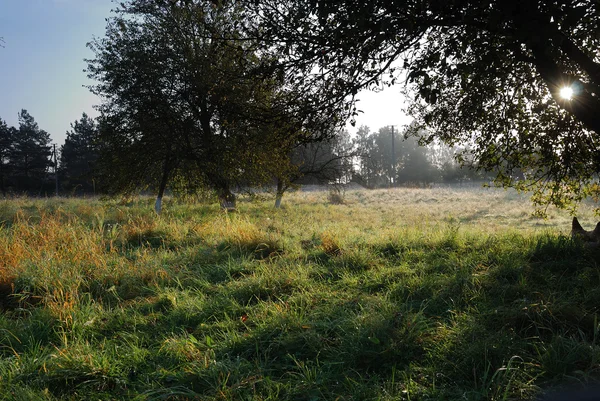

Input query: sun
[559,86,574,100]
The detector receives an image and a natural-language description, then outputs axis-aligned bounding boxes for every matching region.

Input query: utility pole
[391,125,395,187]
[53,143,58,196]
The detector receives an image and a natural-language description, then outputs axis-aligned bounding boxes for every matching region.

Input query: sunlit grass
[0,187,599,400]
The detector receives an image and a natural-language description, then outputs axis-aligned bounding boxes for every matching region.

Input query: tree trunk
[216,184,236,211]
[275,178,284,208]
[155,158,172,215]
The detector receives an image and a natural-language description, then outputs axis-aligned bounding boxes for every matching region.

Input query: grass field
[1,187,600,400]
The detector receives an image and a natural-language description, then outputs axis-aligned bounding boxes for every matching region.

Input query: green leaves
[247,0,600,210]
[0,110,53,194]
[88,0,334,204]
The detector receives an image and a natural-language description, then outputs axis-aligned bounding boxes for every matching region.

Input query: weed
[327,187,345,205]
[320,232,342,256]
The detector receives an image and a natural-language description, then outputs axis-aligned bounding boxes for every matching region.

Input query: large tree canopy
[87,0,339,211]
[247,0,600,209]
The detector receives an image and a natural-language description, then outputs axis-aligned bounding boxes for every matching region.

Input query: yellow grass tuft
[321,232,342,256]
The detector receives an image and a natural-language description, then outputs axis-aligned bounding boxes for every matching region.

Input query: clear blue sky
[0,0,113,145]
[0,0,410,146]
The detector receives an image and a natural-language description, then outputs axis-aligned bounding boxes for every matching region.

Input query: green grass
[0,187,600,400]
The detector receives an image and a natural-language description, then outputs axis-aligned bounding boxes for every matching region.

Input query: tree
[9,110,52,194]
[395,135,437,186]
[272,129,355,208]
[354,126,403,187]
[60,113,99,194]
[353,126,376,188]
[88,0,335,213]
[0,119,13,196]
[247,0,600,209]
[333,129,356,184]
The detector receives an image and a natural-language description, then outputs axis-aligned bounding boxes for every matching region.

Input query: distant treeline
[1,109,499,198]
[349,125,499,189]
[0,110,56,196]
[0,110,98,196]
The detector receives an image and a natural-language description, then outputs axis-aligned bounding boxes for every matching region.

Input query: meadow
[1,186,599,400]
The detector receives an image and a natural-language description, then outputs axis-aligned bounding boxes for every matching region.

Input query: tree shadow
[4,233,600,399]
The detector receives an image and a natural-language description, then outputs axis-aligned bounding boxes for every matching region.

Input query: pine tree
[60,113,99,193]
[0,119,13,196]
[9,110,52,193]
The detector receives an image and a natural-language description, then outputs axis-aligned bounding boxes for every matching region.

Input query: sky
[0,0,412,146]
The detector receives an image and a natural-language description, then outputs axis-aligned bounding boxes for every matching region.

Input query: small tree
[353,126,377,188]
[273,130,355,208]
[396,136,437,186]
[354,126,404,188]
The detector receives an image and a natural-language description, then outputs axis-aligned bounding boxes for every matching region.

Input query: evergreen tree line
[0,110,54,196]
[0,111,98,196]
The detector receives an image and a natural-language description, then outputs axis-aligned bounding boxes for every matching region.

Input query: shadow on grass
[3,233,600,399]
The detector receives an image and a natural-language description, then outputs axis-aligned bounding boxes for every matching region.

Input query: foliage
[59,113,99,194]
[0,189,599,399]
[293,129,355,186]
[10,110,53,191]
[87,0,340,209]
[273,129,355,207]
[0,119,12,196]
[352,124,487,188]
[0,110,53,195]
[246,0,600,210]
[354,125,412,187]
